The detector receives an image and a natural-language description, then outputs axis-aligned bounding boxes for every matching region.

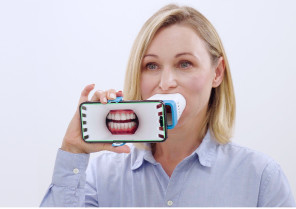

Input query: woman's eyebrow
[143,54,158,58]
[175,52,199,60]
[143,52,200,60]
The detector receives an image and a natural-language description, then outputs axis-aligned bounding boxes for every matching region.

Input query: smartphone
[79,100,168,143]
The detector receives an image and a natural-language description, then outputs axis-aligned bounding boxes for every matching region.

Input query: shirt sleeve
[40,149,90,207]
[257,160,296,207]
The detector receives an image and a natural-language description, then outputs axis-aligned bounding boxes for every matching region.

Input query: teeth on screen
[108,121,138,131]
[121,113,127,120]
[108,113,137,121]
[106,110,138,134]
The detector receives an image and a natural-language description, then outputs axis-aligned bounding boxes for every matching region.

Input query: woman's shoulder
[217,141,281,175]
[222,141,274,159]
[213,142,295,206]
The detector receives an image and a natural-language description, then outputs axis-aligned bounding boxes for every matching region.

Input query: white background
[0,0,295,206]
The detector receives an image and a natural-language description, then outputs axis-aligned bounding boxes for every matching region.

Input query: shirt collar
[130,143,156,170]
[194,129,219,167]
[130,129,219,170]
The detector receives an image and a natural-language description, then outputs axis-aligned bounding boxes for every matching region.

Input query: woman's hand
[61,84,130,154]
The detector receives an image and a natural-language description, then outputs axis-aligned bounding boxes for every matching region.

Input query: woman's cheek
[186,74,209,93]
[182,74,213,113]
[140,74,154,99]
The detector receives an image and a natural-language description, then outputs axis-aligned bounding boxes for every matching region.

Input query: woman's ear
[212,57,225,88]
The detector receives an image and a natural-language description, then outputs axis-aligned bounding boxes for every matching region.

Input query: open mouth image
[106,109,139,134]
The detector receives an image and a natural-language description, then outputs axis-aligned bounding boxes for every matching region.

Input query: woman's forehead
[144,24,209,60]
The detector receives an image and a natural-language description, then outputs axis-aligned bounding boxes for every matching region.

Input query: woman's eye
[146,63,158,70]
[179,61,192,69]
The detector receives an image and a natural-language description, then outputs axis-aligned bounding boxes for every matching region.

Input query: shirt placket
[164,156,195,207]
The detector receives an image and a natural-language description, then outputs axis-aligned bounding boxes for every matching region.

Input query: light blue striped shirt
[41,131,295,207]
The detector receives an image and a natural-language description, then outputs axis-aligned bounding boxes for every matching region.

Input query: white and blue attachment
[147,93,186,129]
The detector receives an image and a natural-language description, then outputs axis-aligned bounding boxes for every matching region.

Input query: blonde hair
[123,4,235,144]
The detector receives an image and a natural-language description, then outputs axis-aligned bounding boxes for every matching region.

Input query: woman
[41,4,295,207]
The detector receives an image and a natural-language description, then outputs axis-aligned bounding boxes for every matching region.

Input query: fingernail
[102,97,107,103]
[110,93,116,99]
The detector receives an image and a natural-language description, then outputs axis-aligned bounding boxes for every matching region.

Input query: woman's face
[140,24,223,128]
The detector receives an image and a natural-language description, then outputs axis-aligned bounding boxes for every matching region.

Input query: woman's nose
[158,68,177,91]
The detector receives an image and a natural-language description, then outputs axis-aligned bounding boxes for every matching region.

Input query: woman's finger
[99,91,108,104]
[110,145,130,153]
[106,89,117,100]
[90,90,104,102]
[88,143,130,154]
[116,91,123,97]
[90,89,123,103]
[78,84,95,105]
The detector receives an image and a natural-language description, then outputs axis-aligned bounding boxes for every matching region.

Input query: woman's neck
[154,124,205,161]
[152,110,208,176]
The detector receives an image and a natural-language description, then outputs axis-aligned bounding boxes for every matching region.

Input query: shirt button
[167,200,173,206]
[73,168,79,174]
